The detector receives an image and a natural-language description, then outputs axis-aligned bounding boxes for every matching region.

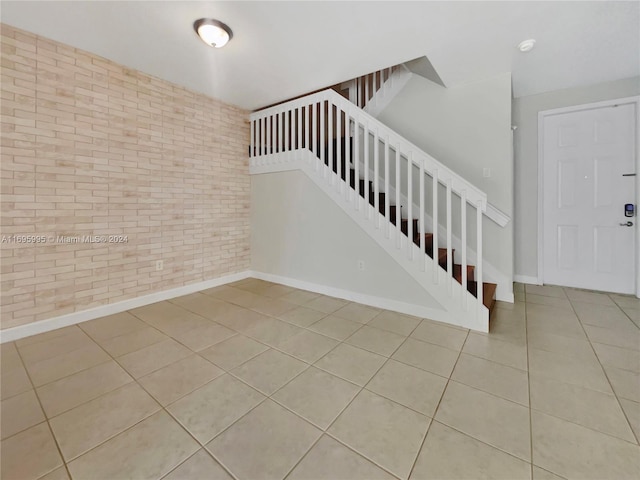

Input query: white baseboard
[514,274,541,285]
[0,271,252,343]
[249,270,482,329]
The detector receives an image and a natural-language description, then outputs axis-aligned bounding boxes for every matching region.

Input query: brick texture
[0,24,250,329]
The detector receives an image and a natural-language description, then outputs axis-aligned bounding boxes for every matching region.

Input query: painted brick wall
[0,24,251,329]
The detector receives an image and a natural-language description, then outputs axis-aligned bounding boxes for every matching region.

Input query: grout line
[524,287,535,480]
[407,327,470,479]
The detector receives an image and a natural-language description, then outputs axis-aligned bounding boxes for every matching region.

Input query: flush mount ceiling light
[517,39,536,52]
[194,18,233,48]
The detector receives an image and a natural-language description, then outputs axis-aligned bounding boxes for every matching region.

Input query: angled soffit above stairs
[403,56,446,88]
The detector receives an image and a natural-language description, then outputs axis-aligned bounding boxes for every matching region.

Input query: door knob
[619,221,634,227]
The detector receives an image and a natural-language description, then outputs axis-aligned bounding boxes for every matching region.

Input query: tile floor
[1,279,639,479]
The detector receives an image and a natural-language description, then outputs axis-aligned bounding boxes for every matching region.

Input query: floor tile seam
[564,294,640,445]
[10,344,70,479]
[446,371,530,408]
[407,328,470,479]
[320,430,406,480]
[527,404,639,446]
[523,291,536,480]
[455,350,530,373]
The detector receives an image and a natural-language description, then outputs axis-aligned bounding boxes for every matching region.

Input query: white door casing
[539,99,638,294]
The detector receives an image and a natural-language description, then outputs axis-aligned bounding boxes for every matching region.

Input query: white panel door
[543,103,636,293]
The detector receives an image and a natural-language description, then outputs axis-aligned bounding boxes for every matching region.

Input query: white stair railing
[250,89,488,322]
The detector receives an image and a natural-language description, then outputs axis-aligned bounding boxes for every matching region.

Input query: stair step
[437,248,454,268]
[467,281,498,313]
[453,264,476,283]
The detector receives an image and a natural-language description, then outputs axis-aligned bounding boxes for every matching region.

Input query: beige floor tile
[277,306,327,327]
[27,343,110,387]
[207,400,321,480]
[272,367,360,429]
[525,303,578,323]
[138,355,223,405]
[49,382,160,461]
[308,314,363,341]
[528,347,612,393]
[515,290,526,302]
[619,398,640,442]
[39,467,70,480]
[305,295,350,314]
[213,306,271,332]
[483,314,527,346]
[170,321,236,351]
[584,323,640,351]
[367,359,447,417]
[593,342,640,373]
[117,338,192,378]
[532,410,640,479]
[314,343,386,386]
[169,293,230,321]
[199,334,268,371]
[329,389,430,478]
[67,411,198,480]
[37,361,133,418]
[15,326,80,347]
[565,288,617,306]
[436,381,531,461]
[527,314,587,341]
[1,342,22,372]
[18,328,94,366]
[144,313,212,339]
[243,317,304,346]
[525,284,567,299]
[526,294,572,309]
[411,320,468,351]
[410,421,531,480]
[622,307,640,328]
[532,466,564,479]
[333,303,382,324]
[451,354,529,406]
[527,329,595,360]
[99,326,168,357]
[167,373,264,443]
[368,310,421,336]
[279,289,321,305]
[274,330,338,363]
[1,363,32,400]
[163,449,232,480]
[463,333,528,371]
[219,288,266,309]
[250,297,298,316]
[0,422,63,480]
[611,294,640,310]
[288,435,396,480]
[571,302,635,330]
[392,337,459,378]
[1,389,45,440]
[605,365,640,402]
[79,312,147,341]
[231,348,307,395]
[345,325,406,357]
[530,375,636,442]
[261,284,298,299]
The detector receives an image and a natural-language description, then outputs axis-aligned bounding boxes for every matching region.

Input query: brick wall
[0,24,251,330]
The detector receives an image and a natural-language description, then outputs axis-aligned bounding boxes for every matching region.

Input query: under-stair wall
[249,89,495,331]
[376,72,514,301]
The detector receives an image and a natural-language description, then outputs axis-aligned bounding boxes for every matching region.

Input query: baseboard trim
[248,270,481,329]
[0,271,252,343]
[514,275,540,285]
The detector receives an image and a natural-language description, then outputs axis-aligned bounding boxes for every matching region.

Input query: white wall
[251,170,445,311]
[376,73,514,288]
[512,76,640,280]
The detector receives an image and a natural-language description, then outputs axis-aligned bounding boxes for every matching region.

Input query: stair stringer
[250,148,490,332]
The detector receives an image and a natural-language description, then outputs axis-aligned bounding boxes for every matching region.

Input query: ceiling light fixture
[517,39,536,52]
[194,18,233,48]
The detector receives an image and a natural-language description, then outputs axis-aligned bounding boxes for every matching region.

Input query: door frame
[537,95,640,297]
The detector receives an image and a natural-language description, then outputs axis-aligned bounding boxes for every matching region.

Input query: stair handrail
[251,88,487,211]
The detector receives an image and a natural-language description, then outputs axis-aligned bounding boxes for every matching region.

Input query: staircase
[249,88,497,331]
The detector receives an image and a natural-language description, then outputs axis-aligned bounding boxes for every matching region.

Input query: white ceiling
[2,1,639,110]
